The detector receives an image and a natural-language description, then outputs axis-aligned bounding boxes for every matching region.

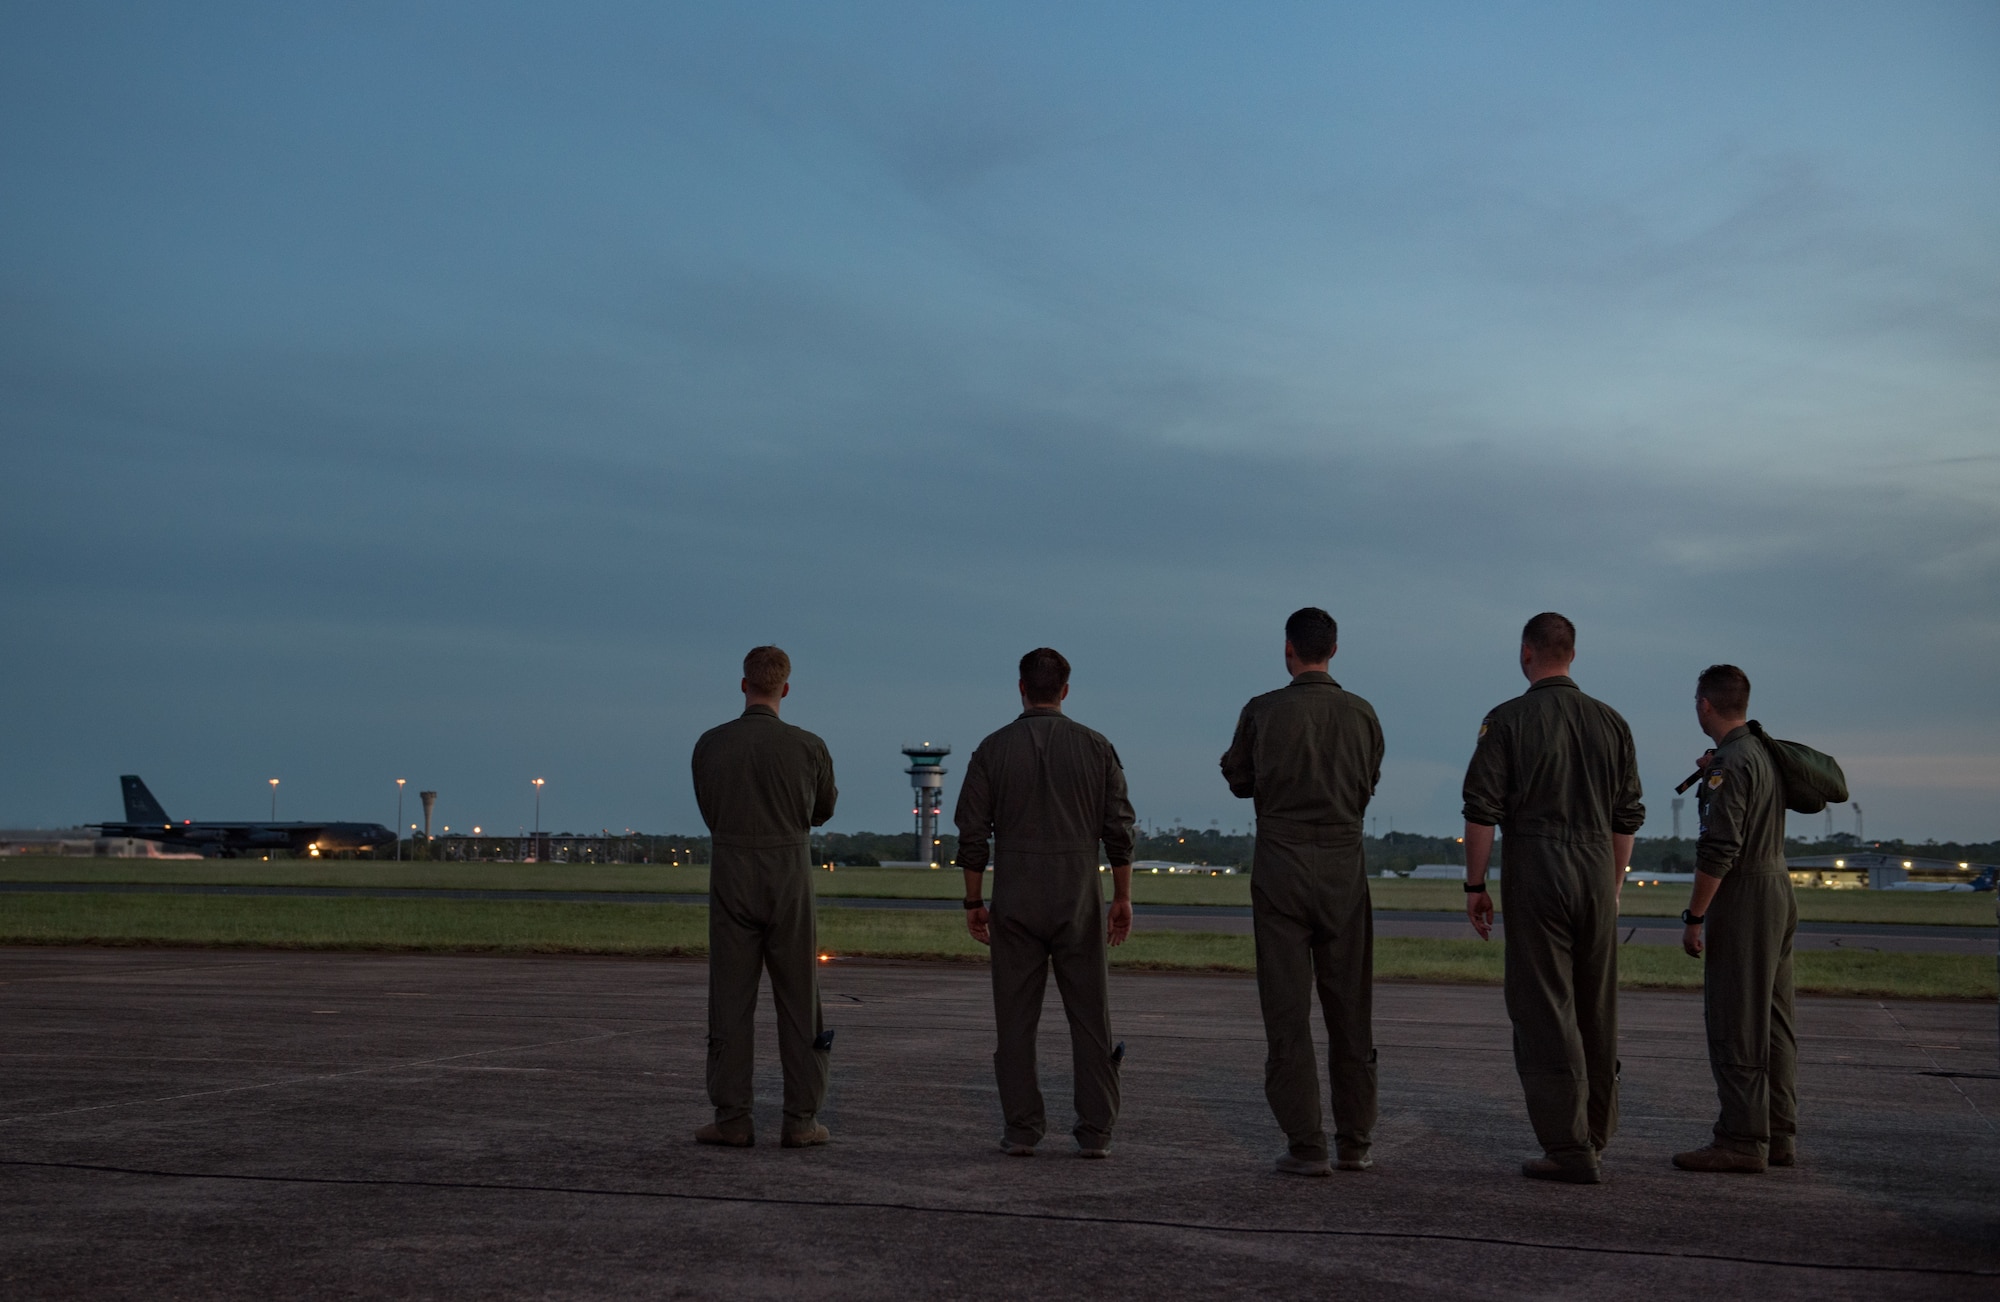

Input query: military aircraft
[96,775,397,858]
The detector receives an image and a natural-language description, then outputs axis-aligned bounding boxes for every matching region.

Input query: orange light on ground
[818,953,831,963]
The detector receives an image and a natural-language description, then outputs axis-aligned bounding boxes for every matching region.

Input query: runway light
[818,953,831,963]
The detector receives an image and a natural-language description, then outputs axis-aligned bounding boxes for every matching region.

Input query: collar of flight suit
[1525,674,1577,695]
[1718,722,1753,747]
[740,703,779,718]
[1017,706,1065,719]
[1289,670,1339,687]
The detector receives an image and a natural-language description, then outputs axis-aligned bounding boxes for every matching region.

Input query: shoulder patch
[1478,719,1492,741]
[1706,770,1725,791]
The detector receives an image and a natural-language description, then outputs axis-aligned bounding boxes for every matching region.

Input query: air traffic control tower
[902,743,950,867]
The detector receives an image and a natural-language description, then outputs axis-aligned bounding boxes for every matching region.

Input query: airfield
[4,948,1996,1298]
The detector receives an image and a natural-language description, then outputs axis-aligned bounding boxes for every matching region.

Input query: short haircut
[1697,664,1751,717]
[1284,607,1338,664]
[1018,647,1071,703]
[742,645,791,695]
[1521,612,1576,661]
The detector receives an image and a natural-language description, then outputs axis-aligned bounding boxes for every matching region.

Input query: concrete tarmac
[1134,906,1999,954]
[2,948,1995,1299]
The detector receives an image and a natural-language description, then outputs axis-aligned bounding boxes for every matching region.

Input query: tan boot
[781,1123,830,1148]
[1275,1154,1333,1177]
[695,1122,753,1148]
[1672,1144,1765,1173]
[1768,1139,1795,1168]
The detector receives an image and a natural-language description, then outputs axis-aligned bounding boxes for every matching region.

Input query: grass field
[0,892,1990,999]
[4,856,1995,925]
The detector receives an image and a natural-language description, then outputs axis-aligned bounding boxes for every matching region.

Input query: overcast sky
[3,3,1995,844]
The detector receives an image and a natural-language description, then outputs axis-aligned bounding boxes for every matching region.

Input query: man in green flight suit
[1462,613,1644,1184]
[1673,664,1797,1174]
[1220,606,1385,1177]
[690,645,840,1149]
[956,647,1136,1158]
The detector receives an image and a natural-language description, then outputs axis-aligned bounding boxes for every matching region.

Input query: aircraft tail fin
[120,775,170,825]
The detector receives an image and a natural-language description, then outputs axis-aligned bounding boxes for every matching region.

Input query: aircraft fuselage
[95,819,397,858]
[101,776,396,857]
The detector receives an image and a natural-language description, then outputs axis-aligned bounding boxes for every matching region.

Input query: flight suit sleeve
[1695,751,1749,880]
[810,738,838,828]
[1611,717,1645,836]
[1100,743,1136,868]
[690,735,719,833]
[1460,713,1508,826]
[952,747,994,874]
[1219,703,1257,798]
[1366,706,1385,798]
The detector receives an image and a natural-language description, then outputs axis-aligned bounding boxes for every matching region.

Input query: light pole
[269,778,279,820]
[532,778,545,859]
[395,779,406,861]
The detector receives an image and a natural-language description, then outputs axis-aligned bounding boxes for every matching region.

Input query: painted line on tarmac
[3,1158,1993,1278]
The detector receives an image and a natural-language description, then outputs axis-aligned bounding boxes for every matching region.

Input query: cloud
[0,3,1995,842]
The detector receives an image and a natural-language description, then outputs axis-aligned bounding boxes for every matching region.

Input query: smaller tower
[420,791,438,840]
[903,744,950,866]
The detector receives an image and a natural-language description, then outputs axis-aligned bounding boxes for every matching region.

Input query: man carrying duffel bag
[1673,664,1847,1174]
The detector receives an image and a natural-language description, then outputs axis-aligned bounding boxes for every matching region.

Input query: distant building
[1406,863,1492,880]
[0,829,202,859]
[1131,860,1239,876]
[1785,852,1995,891]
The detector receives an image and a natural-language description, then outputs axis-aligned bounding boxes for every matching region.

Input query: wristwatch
[1681,908,1705,925]
[963,898,985,910]
[1463,880,1489,893]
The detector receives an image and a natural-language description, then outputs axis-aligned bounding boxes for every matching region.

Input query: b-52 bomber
[97,775,397,858]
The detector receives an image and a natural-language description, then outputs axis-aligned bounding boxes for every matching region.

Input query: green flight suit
[1695,724,1798,1159]
[954,707,1136,1150]
[1462,675,1644,1169]
[691,705,838,1134]
[1220,670,1384,1165]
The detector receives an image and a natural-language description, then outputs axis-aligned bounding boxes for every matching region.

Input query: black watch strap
[1463,880,1489,893]
[1682,908,1705,925]
[963,898,985,910]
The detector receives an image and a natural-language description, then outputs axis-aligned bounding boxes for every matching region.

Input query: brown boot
[1672,1145,1765,1173]
[1768,1139,1795,1168]
[695,1122,754,1148]
[781,1123,830,1148]
[1522,1157,1601,1184]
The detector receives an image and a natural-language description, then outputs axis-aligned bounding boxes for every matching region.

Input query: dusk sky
[3,3,1995,843]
